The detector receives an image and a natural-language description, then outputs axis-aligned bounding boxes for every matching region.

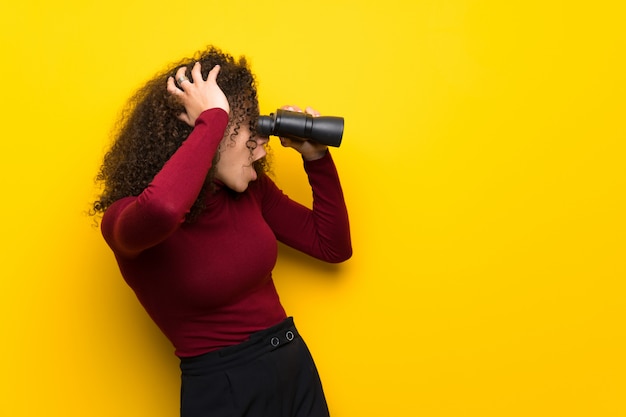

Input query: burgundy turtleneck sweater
[101,108,352,357]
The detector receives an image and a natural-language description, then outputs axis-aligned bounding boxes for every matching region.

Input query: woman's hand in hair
[167,62,230,126]
[278,105,328,161]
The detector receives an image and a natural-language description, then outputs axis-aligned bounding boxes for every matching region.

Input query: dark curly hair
[91,45,270,222]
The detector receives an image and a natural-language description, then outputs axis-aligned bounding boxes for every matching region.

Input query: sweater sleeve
[257,151,352,263]
[101,108,229,258]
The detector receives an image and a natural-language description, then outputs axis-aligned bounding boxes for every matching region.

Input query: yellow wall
[1,1,624,416]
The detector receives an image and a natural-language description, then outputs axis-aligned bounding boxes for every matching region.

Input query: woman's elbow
[324,243,353,264]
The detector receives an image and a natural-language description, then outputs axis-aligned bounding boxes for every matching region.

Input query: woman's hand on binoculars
[278,105,328,161]
[167,62,230,126]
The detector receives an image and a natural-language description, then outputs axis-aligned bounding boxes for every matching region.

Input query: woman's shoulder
[101,196,136,230]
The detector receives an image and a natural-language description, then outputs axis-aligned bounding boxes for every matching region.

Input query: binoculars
[257,109,344,147]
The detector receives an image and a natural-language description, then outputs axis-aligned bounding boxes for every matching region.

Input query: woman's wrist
[302,148,328,161]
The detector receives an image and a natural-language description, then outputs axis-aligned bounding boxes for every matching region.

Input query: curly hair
[91,45,270,222]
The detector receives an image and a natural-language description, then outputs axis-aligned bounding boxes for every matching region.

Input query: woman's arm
[101,109,228,258]
[101,64,229,258]
[260,105,351,262]
[258,151,352,263]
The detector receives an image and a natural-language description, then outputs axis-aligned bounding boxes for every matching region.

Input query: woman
[92,45,352,417]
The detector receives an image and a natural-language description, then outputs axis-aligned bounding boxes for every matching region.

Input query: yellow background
[1,1,625,416]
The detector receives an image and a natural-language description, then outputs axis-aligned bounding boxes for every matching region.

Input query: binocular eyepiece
[257,109,344,147]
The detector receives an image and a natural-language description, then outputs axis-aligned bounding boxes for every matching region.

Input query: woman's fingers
[172,63,220,93]
[166,76,179,94]
[281,105,320,117]
[177,112,192,126]
[174,66,190,89]
[281,104,302,113]
[190,61,202,83]
[206,64,221,84]
[305,106,320,117]
[166,63,228,124]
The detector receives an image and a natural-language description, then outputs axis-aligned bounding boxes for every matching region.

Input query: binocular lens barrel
[257,109,344,147]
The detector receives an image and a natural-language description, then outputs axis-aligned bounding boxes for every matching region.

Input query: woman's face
[214,122,268,192]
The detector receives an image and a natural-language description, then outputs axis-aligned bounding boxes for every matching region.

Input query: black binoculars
[257,109,344,147]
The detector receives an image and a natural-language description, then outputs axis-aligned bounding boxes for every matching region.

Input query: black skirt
[179,317,330,417]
